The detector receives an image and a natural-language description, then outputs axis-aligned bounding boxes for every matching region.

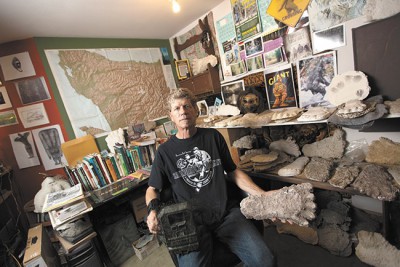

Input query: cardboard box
[23,224,60,267]
[130,195,147,223]
[132,235,160,260]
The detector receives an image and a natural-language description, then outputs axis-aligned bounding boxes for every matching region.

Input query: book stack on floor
[42,184,101,266]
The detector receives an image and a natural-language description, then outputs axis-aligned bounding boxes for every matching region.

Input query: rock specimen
[303,157,334,182]
[275,221,318,245]
[328,165,360,189]
[352,164,399,201]
[269,137,301,157]
[253,151,293,172]
[325,71,370,106]
[317,225,352,257]
[240,183,316,226]
[302,129,346,159]
[251,151,279,164]
[366,137,400,165]
[278,156,310,177]
[356,231,400,267]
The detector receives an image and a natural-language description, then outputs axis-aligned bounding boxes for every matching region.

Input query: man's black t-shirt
[148,128,237,225]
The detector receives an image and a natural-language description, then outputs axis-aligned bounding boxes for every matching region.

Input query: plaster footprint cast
[269,137,301,157]
[297,107,333,122]
[278,156,310,177]
[240,183,316,227]
[356,230,400,267]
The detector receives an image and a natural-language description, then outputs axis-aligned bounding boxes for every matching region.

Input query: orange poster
[267,0,311,27]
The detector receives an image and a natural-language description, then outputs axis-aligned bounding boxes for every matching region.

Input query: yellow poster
[267,0,311,27]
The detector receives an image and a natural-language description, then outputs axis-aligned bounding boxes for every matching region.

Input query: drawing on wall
[32,124,67,170]
[17,103,50,128]
[9,131,40,169]
[15,76,51,105]
[0,110,18,127]
[0,52,36,81]
[0,86,12,110]
[297,51,337,108]
[221,80,245,106]
[45,48,173,138]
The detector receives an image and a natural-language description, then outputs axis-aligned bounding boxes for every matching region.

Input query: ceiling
[0,0,225,45]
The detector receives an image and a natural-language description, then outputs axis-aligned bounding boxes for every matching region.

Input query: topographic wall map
[45,48,174,138]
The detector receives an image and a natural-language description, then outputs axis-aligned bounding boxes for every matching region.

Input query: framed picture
[0,86,12,110]
[196,100,209,117]
[244,36,264,58]
[246,54,264,72]
[297,51,337,108]
[312,24,345,54]
[0,51,36,81]
[15,76,51,105]
[17,103,50,128]
[9,131,40,169]
[264,64,298,110]
[160,47,171,65]
[230,61,247,76]
[175,59,191,80]
[221,80,245,106]
[0,110,18,127]
[32,124,67,170]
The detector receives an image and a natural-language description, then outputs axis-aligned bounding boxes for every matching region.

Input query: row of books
[64,141,156,192]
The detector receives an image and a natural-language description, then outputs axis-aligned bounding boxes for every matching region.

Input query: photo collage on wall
[0,51,65,170]
[215,0,354,112]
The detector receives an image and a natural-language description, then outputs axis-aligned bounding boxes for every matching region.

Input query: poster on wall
[0,52,36,81]
[267,0,311,28]
[0,86,12,110]
[32,124,67,171]
[15,77,51,105]
[311,24,345,54]
[264,63,297,110]
[231,0,262,41]
[17,103,50,128]
[45,48,172,138]
[9,131,41,169]
[297,51,337,108]
[257,0,280,34]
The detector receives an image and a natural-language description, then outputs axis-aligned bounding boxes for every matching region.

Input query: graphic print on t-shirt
[174,147,219,192]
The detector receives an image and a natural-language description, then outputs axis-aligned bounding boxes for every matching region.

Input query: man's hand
[146,210,160,234]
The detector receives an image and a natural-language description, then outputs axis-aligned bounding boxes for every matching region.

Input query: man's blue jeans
[177,207,274,267]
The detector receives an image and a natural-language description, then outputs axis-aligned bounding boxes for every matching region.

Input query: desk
[87,178,149,267]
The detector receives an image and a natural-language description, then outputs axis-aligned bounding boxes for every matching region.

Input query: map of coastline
[46,48,172,138]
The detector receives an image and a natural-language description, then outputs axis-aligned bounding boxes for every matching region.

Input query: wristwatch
[147,198,161,215]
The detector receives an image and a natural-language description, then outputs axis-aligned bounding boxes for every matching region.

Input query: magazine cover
[264,63,298,110]
[267,0,311,27]
[297,51,337,108]
[231,0,262,41]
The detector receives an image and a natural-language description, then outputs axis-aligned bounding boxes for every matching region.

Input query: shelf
[249,172,366,197]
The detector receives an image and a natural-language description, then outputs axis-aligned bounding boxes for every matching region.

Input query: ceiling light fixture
[171,0,181,13]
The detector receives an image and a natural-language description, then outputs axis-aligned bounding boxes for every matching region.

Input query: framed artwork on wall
[196,100,209,117]
[0,86,12,110]
[221,80,245,106]
[175,59,191,80]
[0,110,18,127]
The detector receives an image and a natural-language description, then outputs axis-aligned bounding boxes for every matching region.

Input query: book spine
[108,154,122,179]
[95,153,112,184]
[132,146,143,170]
[125,149,136,172]
[76,165,92,191]
[81,161,97,189]
[82,159,100,189]
[140,146,151,168]
[85,156,106,187]
[63,166,77,186]
[105,157,118,182]
[114,145,131,175]
[127,148,139,172]
[115,152,129,177]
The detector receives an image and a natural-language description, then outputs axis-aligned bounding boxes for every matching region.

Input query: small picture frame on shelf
[175,59,191,80]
